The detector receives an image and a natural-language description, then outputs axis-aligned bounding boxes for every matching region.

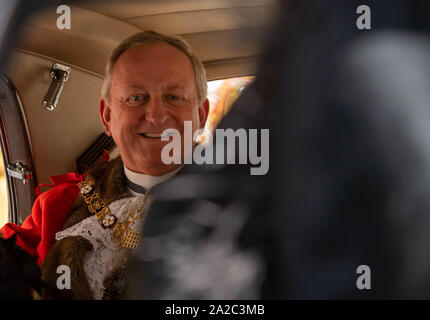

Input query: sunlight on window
[0,151,8,227]
[200,76,254,143]
[206,76,254,132]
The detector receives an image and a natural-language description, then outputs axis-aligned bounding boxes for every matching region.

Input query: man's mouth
[140,132,163,139]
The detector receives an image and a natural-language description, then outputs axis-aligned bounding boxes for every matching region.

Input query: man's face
[100,41,209,175]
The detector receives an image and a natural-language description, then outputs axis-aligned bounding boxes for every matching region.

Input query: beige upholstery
[4,49,104,183]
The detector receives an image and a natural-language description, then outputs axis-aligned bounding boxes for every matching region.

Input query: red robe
[0,172,84,265]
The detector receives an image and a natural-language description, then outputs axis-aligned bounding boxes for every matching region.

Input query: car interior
[4,0,430,302]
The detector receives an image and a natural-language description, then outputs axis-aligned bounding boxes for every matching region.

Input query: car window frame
[0,75,37,224]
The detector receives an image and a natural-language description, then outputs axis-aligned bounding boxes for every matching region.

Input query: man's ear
[100,99,112,136]
[198,98,210,129]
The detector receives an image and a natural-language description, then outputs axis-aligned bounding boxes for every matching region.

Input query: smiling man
[100,35,209,176]
[3,31,209,299]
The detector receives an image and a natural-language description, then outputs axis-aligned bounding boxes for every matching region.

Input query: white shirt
[123,165,182,195]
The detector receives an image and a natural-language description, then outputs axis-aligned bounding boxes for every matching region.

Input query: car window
[206,76,254,134]
[0,76,37,225]
[0,150,8,226]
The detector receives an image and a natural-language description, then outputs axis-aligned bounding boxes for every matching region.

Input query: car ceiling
[2,0,278,185]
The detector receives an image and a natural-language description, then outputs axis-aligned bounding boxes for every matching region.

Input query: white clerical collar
[123,165,182,196]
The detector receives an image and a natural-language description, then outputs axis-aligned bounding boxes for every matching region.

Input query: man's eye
[126,94,150,106]
[165,94,185,103]
[129,95,144,102]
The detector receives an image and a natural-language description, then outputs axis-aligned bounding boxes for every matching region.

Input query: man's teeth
[142,132,163,138]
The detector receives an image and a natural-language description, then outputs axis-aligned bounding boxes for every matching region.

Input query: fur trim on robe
[41,156,132,299]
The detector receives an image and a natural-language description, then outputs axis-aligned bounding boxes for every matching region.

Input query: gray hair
[101,30,207,103]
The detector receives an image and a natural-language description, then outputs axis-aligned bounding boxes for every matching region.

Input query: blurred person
[257,0,430,299]
[125,0,430,299]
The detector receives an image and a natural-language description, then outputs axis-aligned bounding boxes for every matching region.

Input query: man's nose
[142,95,168,124]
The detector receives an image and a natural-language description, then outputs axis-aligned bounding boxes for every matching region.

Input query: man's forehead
[112,44,194,78]
[110,43,197,93]
[117,41,191,67]
[119,83,188,91]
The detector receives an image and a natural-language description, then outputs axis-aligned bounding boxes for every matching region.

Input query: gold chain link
[77,179,147,249]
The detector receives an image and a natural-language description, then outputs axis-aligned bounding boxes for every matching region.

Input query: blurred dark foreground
[125,0,430,299]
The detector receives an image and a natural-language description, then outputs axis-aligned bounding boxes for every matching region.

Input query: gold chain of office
[77,178,147,250]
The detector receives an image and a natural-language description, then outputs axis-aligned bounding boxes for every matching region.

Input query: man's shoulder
[86,155,123,181]
[86,155,129,203]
